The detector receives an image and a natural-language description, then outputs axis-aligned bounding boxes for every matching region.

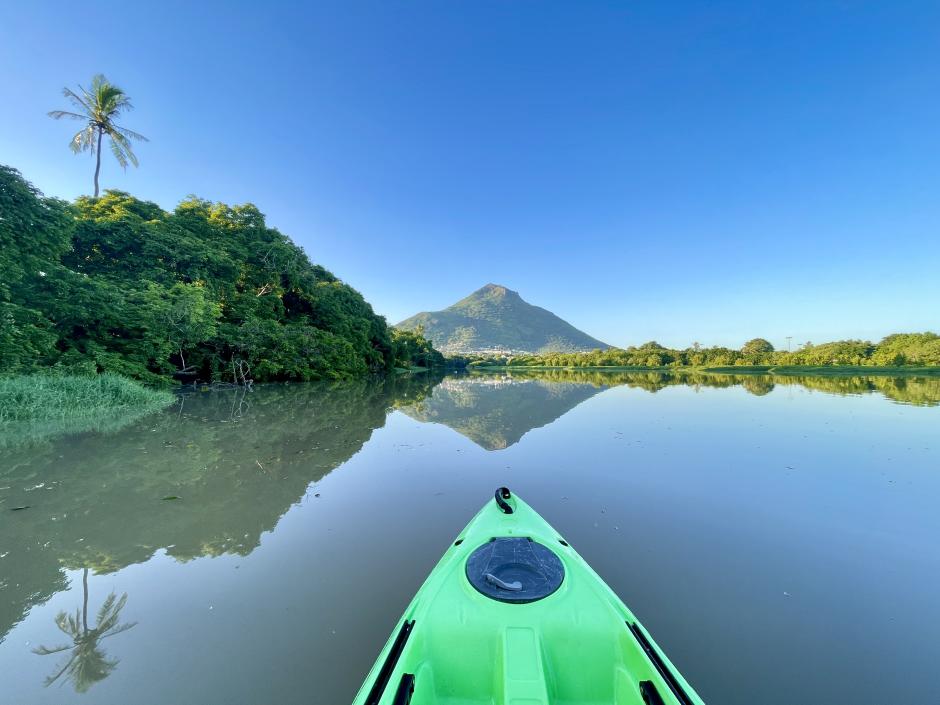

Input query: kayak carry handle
[495,487,514,514]
[639,680,665,705]
[628,622,695,705]
[391,674,415,705]
[485,573,523,591]
[364,619,414,705]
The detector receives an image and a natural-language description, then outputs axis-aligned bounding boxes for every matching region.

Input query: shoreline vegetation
[0,164,444,388]
[701,365,940,377]
[3,161,937,437]
[460,334,940,374]
[0,374,173,422]
[455,367,940,407]
[469,364,940,378]
[0,374,174,447]
[1,163,445,436]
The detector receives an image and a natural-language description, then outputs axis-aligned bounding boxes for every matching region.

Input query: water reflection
[399,375,606,449]
[1,368,938,705]
[396,370,940,450]
[478,368,940,405]
[0,373,439,643]
[33,569,135,692]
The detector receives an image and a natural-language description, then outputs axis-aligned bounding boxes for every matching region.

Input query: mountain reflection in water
[400,370,940,450]
[399,375,605,449]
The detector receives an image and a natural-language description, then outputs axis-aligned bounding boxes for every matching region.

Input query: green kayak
[352,488,705,705]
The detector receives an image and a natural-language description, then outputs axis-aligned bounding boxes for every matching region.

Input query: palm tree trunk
[93,128,103,197]
[82,568,89,633]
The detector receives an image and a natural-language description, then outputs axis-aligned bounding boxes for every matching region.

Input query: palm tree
[48,74,148,197]
[33,569,136,693]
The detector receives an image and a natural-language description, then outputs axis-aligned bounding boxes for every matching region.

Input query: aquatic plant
[0,374,173,446]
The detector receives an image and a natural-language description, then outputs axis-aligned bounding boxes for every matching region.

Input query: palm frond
[32,643,73,656]
[70,126,96,154]
[107,93,133,115]
[48,110,88,121]
[54,609,82,637]
[95,593,118,624]
[110,132,139,167]
[62,87,92,114]
[88,74,107,102]
[94,78,132,117]
[113,125,148,142]
[41,651,79,688]
[109,136,129,168]
[112,131,139,164]
[99,621,137,640]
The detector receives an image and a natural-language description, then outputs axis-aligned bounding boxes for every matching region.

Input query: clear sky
[2,1,938,349]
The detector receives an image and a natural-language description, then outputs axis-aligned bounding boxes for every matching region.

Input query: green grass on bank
[0,374,174,422]
[0,374,174,447]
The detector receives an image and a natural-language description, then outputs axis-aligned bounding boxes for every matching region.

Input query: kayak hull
[352,489,705,705]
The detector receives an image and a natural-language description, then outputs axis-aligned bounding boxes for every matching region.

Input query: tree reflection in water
[33,569,136,693]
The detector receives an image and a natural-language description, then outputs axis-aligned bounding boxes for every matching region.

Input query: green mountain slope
[396,284,609,354]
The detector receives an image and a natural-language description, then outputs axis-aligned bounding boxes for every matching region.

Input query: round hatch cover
[465,537,564,603]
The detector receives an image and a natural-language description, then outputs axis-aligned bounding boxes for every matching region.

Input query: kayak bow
[352,487,705,705]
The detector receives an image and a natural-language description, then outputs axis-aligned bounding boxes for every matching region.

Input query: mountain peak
[397,285,609,355]
[477,283,516,297]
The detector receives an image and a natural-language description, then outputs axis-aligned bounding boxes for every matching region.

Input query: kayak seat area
[402,571,660,705]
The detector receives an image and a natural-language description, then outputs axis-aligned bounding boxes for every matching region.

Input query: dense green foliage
[390,327,446,369]
[0,165,439,383]
[397,283,609,354]
[469,333,940,370]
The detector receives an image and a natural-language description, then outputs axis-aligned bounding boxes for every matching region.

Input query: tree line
[0,165,441,384]
[466,334,940,369]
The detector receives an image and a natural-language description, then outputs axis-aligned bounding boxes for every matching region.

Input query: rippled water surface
[2,371,939,704]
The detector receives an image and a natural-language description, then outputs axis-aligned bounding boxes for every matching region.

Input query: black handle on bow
[495,487,513,514]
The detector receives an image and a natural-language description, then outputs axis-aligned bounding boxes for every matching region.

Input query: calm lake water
[2,370,939,704]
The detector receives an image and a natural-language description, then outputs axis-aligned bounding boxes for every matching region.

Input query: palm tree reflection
[33,568,136,692]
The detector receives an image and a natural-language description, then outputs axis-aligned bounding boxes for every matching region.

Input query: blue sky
[2,1,938,348]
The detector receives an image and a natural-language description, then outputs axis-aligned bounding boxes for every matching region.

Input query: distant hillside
[396,284,609,354]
